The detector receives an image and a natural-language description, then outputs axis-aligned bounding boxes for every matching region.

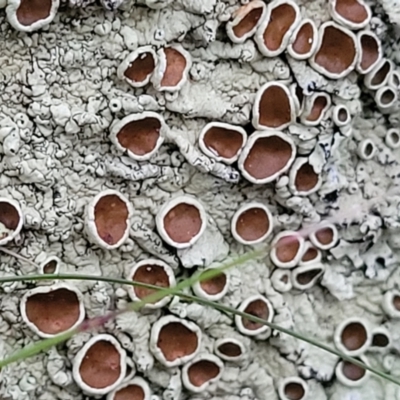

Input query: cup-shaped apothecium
[226,1,267,43]
[117,46,157,88]
[20,284,85,338]
[300,92,331,126]
[214,338,245,362]
[357,139,376,161]
[382,290,400,318]
[231,203,273,245]
[0,198,23,246]
[299,241,321,266]
[329,0,371,30]
[192,268,229,301]
[335,356,370,387]
[364,58,393,90]
[73,334,127,396]
[150,315,201,367]
[310,21,358,79]
[278,377,308,400]
[40,256,60,274]
[106,377,152,400]
[110,112,166,161]
[127,259,176,309]
[255,0,301,57]
[332,104,351,127]
[151,44,191,92]
[6,0,59,32]
[389,70,400,90]
[375,86,398,115]
[238,131,296,184]
[85,190,133,250]
[270,231,305,268]
[235,294,274,337]
[291,263,325,291]
[287,19,318,60]
[271,268,292,293]
[370,327,391,352]
[252,82,296,130]
[385,128,400,149]
[309,223,339,250]
[156,195,207,249]
[334,318,372,356]
[199,122,247,165]
[182,354,224,393]
[356,30,382,75]
[288,158,322,196]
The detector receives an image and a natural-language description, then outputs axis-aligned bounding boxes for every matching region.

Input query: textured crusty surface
[0,0,400,399]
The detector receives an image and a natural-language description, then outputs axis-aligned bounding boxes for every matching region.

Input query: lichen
[0,0,400,398]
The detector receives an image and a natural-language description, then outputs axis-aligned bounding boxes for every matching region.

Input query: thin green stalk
[178,293,400,386]
[0,272,398,386]
[0,249,266,368]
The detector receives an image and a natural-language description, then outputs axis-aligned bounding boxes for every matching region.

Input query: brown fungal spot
[94,194,129,246]
[372,333,389,347]
[188,360,220,388]
[25,288,81,335]
[263,4,297,51]
[364,142,374,157]
[275,235,300,263]
[371,60,390,86]
[315,227,334,245]
[242,299,269,331]
[235,207,270,242]
[281,274,289,284]
[16,0,52,26]
[114,384,145,400]
[124,52,155,84]
[359,34,379,72]
[388,130,400,146]
[258,85,292,128]
[306,95,328,122]
[379,88,395,105]
[232,7,263,38]
[79,340,121,389]
[392,73,400,87]
[296,268,322,286]
[314,25,356,75]
[292,22,314,55]
[244,136,293,180]
[294,162,319,193]
[392,295,400,311]
[338,108,348,122]
[117,117,161,157]
[341,360,366,381]
[302,247,318,262]
[132,264,170,302]
[284,382,305,400]
[203,126,244,159]
[217,342,242,358]
[334,0,368,24]
[161,48,187,88]
[157,322,198,361]
[199,271,227,295]
[340,322,367,351]
[43,259,57,274]
[0,201,20,234]
[163,203,202,244]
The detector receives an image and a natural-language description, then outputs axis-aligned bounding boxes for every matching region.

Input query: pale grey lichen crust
[0,0,400,399]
